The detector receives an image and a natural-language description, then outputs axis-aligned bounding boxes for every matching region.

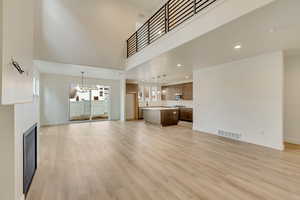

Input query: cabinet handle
[11,57,25,74]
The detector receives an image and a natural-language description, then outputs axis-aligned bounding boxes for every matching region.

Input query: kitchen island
[142,107,179,126]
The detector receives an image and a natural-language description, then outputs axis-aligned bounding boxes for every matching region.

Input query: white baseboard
[193,127,284,151]
[284,137,300,145]
[17,194,25,200]
[41,119,118,127]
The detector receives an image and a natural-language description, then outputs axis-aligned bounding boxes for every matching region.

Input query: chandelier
[76,72,98,93]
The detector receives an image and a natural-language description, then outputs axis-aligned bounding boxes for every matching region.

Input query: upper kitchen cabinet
[162,82,193,101]
[162,85,176,100]
[0,0,34,105]
[182,83,193,100]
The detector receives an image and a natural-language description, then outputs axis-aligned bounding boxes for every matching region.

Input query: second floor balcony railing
[127,0,219,58]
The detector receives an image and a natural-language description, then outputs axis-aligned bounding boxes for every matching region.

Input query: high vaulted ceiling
[35,0,162,70]
[125,0,166,14]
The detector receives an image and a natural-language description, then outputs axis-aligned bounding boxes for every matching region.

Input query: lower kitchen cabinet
[179,108,193,122]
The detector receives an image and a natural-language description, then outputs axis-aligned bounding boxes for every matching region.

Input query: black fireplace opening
[23,123,38,197]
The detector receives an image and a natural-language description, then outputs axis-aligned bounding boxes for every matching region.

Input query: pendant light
[77,72,97,93]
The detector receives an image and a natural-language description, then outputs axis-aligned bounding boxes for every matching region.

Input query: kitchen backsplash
[163,100,193,108]
[139,100,193,108]
[139,101,163,107]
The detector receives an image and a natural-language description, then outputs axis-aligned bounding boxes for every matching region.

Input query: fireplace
[23,124,37,196]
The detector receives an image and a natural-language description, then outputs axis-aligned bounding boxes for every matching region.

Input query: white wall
[284,55,300,144]
[35,60,123,80]
[1,0,34,104]
[0,105,15,200]
[0,0,2,99]
[120,77,126,121]
[0,0,38,199]
[193,52,284,150]
[40,73,121,126]
[35,0,148,69]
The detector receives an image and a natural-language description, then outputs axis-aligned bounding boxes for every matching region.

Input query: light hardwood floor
[27,121,300,200]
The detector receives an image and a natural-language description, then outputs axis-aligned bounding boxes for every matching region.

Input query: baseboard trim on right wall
[193,127,284,151]
[284,137,300,145]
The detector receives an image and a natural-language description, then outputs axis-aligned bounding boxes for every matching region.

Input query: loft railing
[127,0,218,58]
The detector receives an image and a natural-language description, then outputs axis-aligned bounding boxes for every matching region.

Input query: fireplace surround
[23,123,38,196]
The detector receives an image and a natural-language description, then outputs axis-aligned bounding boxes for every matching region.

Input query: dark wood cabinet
[161,109,179,126]
[161,82,193,101]
[126,83,138,93]
[179,108,193,122]
[182,83,193,100]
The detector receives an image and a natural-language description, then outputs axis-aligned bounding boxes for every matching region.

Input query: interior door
[126,94,135,120]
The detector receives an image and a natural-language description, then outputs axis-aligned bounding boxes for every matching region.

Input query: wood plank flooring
[27,121,300,200]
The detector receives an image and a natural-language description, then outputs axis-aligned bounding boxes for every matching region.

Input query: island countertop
[142,107,179,111]
[142,107,179,126]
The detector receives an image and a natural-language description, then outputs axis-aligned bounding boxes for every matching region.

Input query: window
[144,86,150,102]
[69,84,110,121]
[33,77,39,96]
[151,86,158,101]
[138,85,144,102]
[138,83,161,103]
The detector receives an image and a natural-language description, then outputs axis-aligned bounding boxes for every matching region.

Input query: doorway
[69,84,110,122]
[126,93,136,120]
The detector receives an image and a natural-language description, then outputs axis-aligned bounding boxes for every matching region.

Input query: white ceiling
[125,0,300,83]
[126,0,167,14]
[35,0,161,70]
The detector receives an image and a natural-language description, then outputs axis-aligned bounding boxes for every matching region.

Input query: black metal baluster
[135,33,138,53]
[127,39,129,58]
[127,0,218,57]
[147,20,150,45]
[166,2,170,33]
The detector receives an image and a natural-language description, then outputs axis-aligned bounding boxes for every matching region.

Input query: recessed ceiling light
[234,44,242,50]
[185,75,189,79]
[269,28,275,33]
[269,26,279,33]
[177,64,183,67]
